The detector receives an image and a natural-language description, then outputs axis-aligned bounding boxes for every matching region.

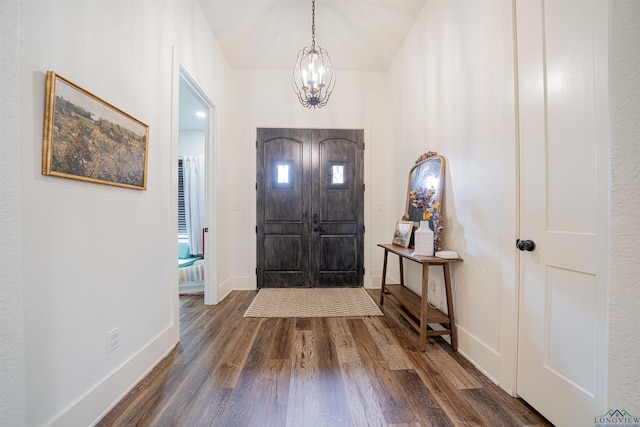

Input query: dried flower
[410,187,439,220]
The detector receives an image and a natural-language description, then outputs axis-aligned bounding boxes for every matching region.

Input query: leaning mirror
[403,152,445,251]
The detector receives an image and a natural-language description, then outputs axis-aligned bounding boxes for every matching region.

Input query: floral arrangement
[410,187,441,220]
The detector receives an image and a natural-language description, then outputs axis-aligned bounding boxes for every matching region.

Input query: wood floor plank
[328,317,357,349]
[269,317,296,359]
[179,291,252,365]
[150,293,260,425]
[286,330,319,426]
[363,314,396,346]
[347,318,390,371]
[180,387,232,427]
[347,319,418,424]
[294,317,313,331]
[97,347,182,426]
[452,353,552,426]
[328,317,386,427]
[248,358,292,427]
[461,388,528,427]
[369,369,421,425]
[363,316,414,370]
[212,317,273,426]
[426,337,551,426]
[423,338,482,390]
[394,369,454,427]
[152,335,242,422]
[386,324,488,426]
[312,318,353,425]
[335,346,387,427]
[206,316,262,388]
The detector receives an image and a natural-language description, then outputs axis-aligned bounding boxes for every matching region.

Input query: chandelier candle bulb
[414,221,434,256]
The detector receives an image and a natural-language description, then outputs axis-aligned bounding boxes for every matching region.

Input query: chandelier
[292,0,335,109]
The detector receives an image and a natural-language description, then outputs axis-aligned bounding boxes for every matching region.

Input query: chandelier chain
[311,0,316,51]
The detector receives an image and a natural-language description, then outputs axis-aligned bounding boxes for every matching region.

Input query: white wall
[0,1,233,426]
[387,0,518,384]
[178,130,205,156]
[228,69,397,292]
[0,1,27,425]
[608,0,640,413]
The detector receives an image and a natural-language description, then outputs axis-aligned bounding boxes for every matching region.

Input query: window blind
[178,158,188,237]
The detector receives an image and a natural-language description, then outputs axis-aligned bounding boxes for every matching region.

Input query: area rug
[243,288,383,318]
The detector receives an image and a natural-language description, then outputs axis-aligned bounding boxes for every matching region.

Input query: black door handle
[313,225,325,233]
[516,239,536,252]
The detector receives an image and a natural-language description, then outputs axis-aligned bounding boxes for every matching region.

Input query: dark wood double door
[257,128,364,288]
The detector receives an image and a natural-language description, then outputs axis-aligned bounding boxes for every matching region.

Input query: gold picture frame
[42,71,149,190]
[392,220,414,247]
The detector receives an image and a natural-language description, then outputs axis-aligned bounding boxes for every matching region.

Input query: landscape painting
[42,71,149,189]
[392,220,413,248]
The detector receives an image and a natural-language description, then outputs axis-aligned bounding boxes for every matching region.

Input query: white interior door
[515,1,608,425]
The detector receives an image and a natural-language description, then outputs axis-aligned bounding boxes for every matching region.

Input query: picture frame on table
[392,220,414,247]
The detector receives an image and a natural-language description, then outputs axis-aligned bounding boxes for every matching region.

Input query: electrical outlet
[429,280,439,304]
[107,327,120,353]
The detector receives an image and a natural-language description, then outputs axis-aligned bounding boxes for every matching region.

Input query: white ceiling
[198,0,427,71]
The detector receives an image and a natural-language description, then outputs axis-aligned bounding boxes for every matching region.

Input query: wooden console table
[378,243,462,351]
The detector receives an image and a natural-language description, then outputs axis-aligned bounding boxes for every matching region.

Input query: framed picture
[42,71,149,190]
[392,220,414,247]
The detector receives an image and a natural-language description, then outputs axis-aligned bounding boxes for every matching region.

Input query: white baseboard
[456,324,501,385]
[367,274,382,289]
[217,276,254,302]
[49,325,179,427]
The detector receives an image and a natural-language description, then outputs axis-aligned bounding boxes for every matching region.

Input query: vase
[414,221,434,256]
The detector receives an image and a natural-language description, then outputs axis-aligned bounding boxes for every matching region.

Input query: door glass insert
[329,162,348,188]
[278,164,290,184]
[273,160,293,188]
[332,165,344,184]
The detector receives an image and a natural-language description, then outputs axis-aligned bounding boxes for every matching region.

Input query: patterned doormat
[243,288,383,318]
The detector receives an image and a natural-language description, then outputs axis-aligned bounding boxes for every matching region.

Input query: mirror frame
[403,151,445,251]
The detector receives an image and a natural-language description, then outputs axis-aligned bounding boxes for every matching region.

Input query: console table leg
[420,263,430,351]
[379,250,389,305]
[443,263,458,351]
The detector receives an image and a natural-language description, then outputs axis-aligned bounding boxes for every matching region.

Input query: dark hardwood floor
[98,290,551,426]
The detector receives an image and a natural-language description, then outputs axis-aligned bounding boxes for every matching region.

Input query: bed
[178,241,204,294]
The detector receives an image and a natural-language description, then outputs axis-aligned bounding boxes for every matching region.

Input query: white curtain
[184,155,205,256]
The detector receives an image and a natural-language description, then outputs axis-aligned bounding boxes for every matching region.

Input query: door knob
[516,239,536,252]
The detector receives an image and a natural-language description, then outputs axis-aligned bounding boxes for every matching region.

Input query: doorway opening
[177,68,217,304]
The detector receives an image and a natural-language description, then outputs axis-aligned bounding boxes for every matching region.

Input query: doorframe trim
[496,0,522,397]
[171,54,219,305]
